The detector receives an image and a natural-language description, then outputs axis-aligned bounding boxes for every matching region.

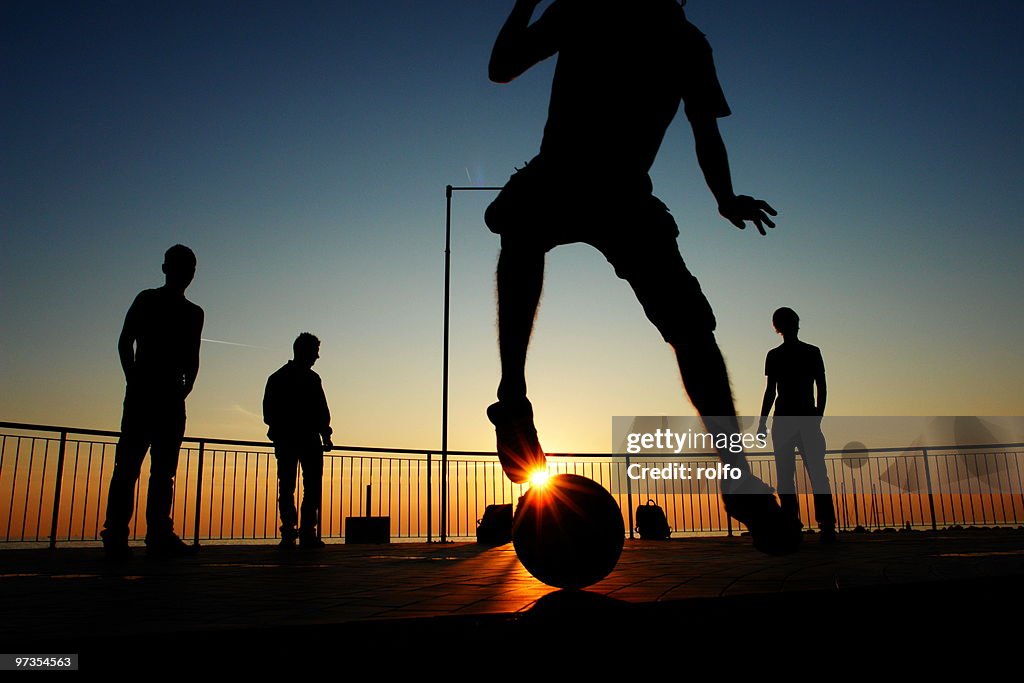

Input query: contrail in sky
[201,338,270,350]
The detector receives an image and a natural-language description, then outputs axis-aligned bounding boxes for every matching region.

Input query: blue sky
[2,1,1022,451]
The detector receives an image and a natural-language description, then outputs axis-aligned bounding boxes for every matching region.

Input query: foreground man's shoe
[722,477,802,555]
[487,399,548,484]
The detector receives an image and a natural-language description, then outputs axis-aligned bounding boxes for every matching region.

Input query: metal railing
[1,421,1022,546]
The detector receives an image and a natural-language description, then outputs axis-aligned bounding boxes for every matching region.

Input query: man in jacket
[264,332,334,548]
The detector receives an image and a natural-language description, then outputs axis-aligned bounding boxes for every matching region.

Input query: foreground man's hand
[719,195,777,235]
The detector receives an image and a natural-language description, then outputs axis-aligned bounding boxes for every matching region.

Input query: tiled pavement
[2,528,1022,665]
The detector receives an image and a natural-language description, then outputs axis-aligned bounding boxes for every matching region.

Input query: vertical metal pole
[441,185,502,543]
[922,447,937,531]
[193,441,205,547]
[442,185,453,543]
[48,430,68,549]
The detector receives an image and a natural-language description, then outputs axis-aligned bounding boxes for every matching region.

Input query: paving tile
[2,529,1023,645]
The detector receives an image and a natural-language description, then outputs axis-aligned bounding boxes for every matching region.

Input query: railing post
[625,455,635,540]
[870,483,878,529]
[48,430,68,549]
[841,481,847,531]
[725,460,734,536]
[426,451,433,543]
[441,456,449,543]
[193,440,205,547]
[922,447,937,531]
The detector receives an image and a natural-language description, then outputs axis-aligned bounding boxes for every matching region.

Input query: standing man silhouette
[263,333,333,549]
[486,0,796,552]
[758,307,837,542]
[101,244,203,559]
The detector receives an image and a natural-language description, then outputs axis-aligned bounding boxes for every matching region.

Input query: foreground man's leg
[674,336,801,554]
[490,245,548,483]
[608,235,800,553]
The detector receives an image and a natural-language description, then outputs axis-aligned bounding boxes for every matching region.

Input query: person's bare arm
[758,377,777,436]
[489,0,559,83]
[815,369,827,417]
[262,375,276,436]
[690,116,777,236]
[184,308,203,397]
[118,296,141,380]
[316,376,333,451]
[118,324,136,379]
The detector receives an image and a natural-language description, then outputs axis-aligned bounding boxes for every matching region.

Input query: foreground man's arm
[490,0,559,83]
[691,116,777,235]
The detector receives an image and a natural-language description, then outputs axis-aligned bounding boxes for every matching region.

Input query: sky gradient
[3,1,1022,453]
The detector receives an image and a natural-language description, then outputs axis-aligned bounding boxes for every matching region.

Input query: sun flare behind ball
[528,468,550,488]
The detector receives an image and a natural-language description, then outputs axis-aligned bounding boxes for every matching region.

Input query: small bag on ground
[636,499,671,540]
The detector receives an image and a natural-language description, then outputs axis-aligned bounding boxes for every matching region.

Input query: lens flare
[528,469,550,488]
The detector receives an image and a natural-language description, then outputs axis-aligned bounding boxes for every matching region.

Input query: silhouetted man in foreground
[264,333,333,548]
[101,244,203,559]
[486,0,796,552]
[758,307,837,542]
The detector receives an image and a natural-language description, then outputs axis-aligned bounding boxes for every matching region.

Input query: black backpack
[635,499,671,540]
[476,503,513,545]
